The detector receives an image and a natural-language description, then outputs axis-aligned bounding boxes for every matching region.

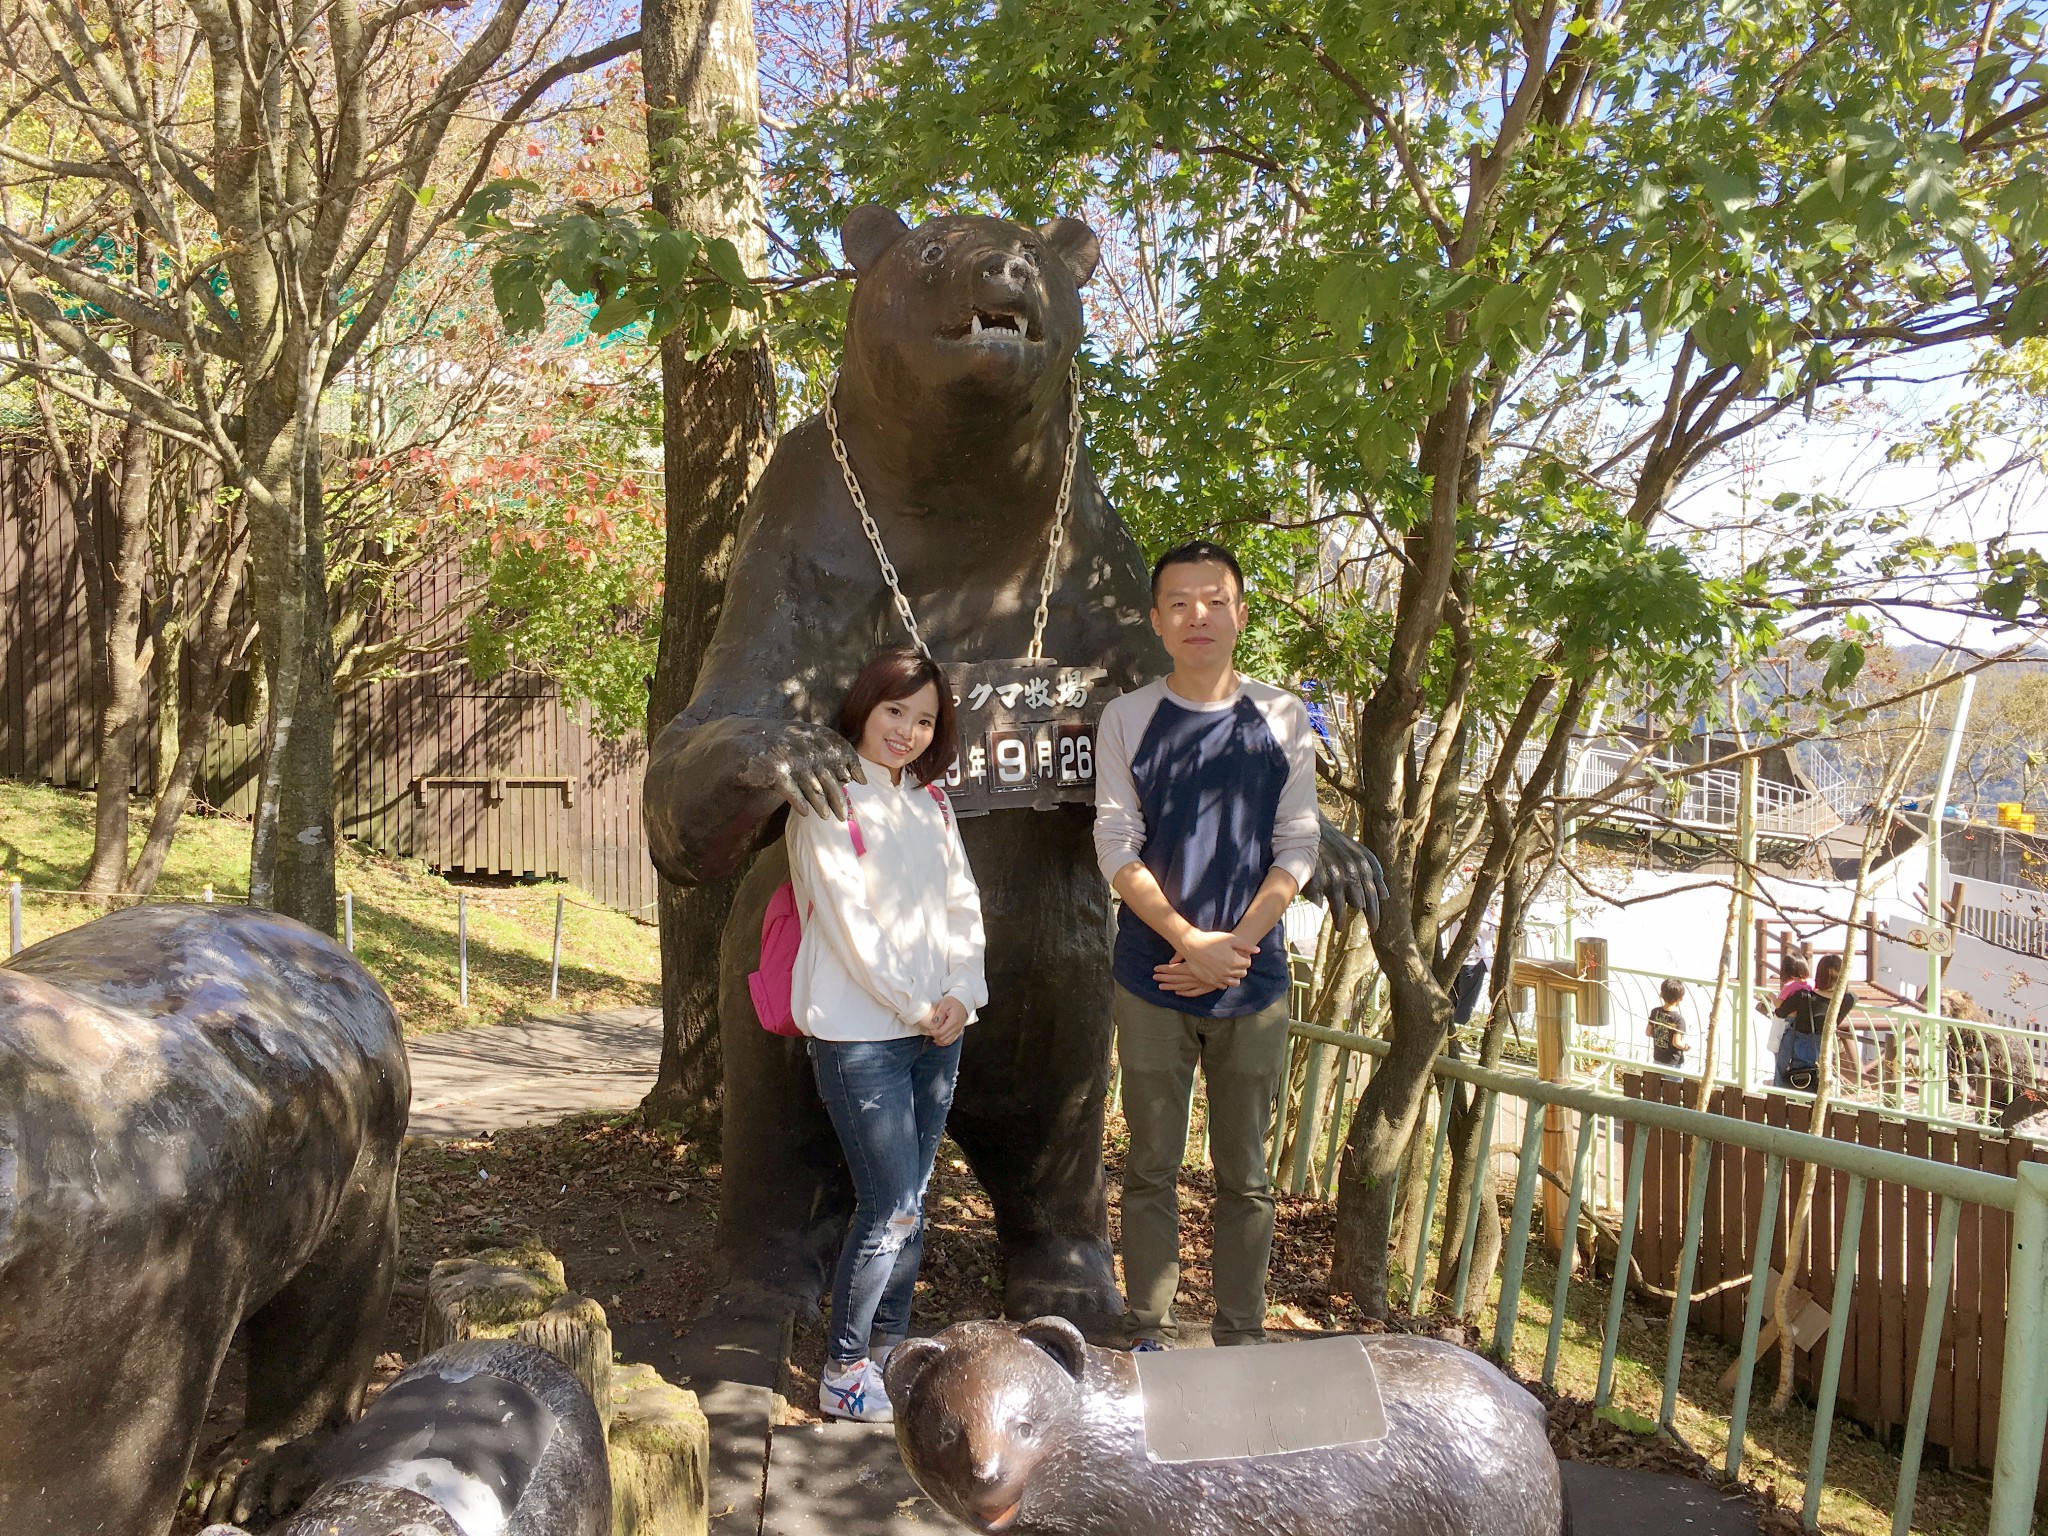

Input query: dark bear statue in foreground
[202,1340,613,1536]
[886,1318,1567,1536]
[0,904,408,1534]
[644,205,1381,1332]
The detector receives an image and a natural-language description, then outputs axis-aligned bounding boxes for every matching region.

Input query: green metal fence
[1276,1020,2048,1536]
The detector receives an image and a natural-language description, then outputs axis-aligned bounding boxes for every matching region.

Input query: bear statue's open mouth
[948,307,1035,344]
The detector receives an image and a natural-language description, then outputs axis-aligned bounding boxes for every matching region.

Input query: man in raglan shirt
[1094,539,1320,1350]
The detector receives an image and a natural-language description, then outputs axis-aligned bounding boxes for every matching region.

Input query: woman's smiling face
[858,681,941,777]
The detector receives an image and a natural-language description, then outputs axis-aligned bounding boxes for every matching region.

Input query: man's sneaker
[1129,1336,1168,1354]
[820,1357,893,1422]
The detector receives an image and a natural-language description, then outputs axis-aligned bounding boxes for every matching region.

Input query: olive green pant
[1113,983,1292,1346]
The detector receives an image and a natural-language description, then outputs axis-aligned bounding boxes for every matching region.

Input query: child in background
[1775,954,1814,1006]
[1647,978,1688,1069]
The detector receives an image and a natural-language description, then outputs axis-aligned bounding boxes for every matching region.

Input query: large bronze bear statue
[0,904,408,1534]
[645,206,1378,1331]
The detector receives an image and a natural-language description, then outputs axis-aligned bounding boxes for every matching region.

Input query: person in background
[1774,952,1851,1093]
[1094,539,1320,1351]
[1451,903,1497,1029]
[783,648,986,1422]
[1647,977,1688,1070]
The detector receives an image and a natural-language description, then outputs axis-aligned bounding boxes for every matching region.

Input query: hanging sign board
[938,659,1114,817]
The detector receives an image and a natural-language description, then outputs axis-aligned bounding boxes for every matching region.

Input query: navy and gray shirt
[1093,677,1321,1018]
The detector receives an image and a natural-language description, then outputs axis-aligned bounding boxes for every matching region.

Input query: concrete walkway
[404,1006,663,1137]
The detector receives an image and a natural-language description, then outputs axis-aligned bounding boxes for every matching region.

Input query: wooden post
[551,890,566,1001]
[423,1244,614,1435]
[611,1362,711,1536]
[1536,981,1563,1234]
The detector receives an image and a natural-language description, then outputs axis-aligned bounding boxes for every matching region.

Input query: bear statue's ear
[884,1336,945,1401]
[1017,1316,1088,1381]
[1038,217,1101,287]
[841,205,910,273]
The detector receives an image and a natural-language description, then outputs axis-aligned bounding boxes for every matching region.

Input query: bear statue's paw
[195,1427,330,1527]
[1004,1271,1126,1345]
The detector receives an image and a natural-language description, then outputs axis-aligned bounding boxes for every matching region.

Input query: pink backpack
[748,785,952,1037]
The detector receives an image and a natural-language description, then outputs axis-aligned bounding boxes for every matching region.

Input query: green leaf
[488,256,547,333]
[1314,261,1375,334]
[1473,281,1531,341]
[1902,157,1960,222]
[704,237,752,289]
[649,230,701,290]
[458,178,541,237]
[1595,1403,1658,1436]
[1700,166,1757,224]
[2000,283,2048,344]
[591,291,645,336]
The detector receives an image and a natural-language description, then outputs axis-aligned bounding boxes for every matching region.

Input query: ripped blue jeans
[809,1032,962,1365]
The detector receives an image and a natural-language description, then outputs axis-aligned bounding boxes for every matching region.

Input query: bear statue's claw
[196,1430,328,1527]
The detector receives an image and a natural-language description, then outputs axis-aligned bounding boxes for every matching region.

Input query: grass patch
[0,779,658,1033]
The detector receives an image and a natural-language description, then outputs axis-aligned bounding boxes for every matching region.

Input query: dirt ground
[173,1105,1829,1533]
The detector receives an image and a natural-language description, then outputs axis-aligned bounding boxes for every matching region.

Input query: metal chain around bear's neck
[824,366,1084,662]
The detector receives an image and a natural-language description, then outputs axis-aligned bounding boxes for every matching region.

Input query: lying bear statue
[885,1318,1566,1536]
[200,1340,613,1536]
[0,904,408,1534]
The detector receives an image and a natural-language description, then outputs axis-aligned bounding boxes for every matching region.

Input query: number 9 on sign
[1057,724,1095,786]
[990,731,1031,788]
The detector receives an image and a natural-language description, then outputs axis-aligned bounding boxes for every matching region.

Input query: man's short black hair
[1150,539,1245,604]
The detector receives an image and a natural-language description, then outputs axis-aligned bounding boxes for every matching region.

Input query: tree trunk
[639,0,775,1137]
[127,503,247,896]
[1331,976,1452,1316]
[81,339,157,895]
[245,400,339,935]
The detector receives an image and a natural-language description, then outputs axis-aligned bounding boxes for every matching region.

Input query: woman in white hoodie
[784,648,986,1422]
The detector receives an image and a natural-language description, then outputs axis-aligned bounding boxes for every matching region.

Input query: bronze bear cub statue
[886,1318,1566,1536]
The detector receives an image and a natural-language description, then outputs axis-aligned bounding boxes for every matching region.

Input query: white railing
[1418,720,1841,845]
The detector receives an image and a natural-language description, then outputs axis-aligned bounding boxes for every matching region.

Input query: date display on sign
[1057,722,1094,785]
[940,659,1114,817]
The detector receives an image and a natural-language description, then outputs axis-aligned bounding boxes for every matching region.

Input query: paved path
[404,1006,663,1137]
[401,1013,1761,1535]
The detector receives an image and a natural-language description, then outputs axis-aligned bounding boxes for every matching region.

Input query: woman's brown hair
[837,648,958,788]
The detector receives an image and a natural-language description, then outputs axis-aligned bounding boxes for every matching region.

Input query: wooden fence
[0,444,658,915]
[1621,1069,2048,1476]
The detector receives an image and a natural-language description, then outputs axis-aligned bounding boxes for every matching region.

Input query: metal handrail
[1290,1023,2016,1208]
[1275,1022,2048,1536]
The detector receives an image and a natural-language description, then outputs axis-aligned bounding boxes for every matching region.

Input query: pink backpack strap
[847,805,866,857]
[925,782,952,828]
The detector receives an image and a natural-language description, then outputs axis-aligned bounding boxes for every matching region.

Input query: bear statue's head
[886,1316,1094,1533]
[836,206,1100,425]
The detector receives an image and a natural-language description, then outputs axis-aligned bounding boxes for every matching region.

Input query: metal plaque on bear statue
[939,659,1114,818]
[1135,1335,1389,1463]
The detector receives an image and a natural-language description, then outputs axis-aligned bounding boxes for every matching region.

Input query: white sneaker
[820,1357,893,1422]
